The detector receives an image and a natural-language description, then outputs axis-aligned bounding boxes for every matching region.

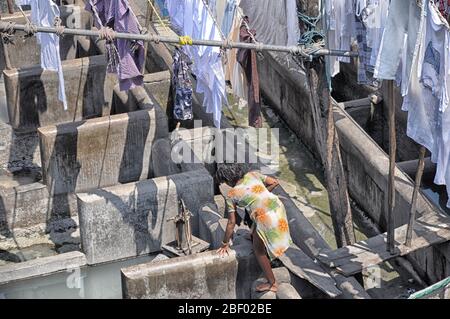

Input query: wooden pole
[405,146,426,247]
[306,59,356,248]
[387,80,397,254]
[6,0,14,14]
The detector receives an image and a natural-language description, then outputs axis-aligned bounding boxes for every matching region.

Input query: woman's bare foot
[256,282,278,293]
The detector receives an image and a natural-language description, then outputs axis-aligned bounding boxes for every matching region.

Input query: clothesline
[0,21,358,58]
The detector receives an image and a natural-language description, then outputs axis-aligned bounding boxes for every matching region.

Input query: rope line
[146,0,171,34]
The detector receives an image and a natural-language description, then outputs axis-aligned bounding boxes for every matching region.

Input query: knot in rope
[54,17,65,37]
[221,39,233,51]
[23,21,37,38]
[255,42,264,52]
[0,21,16,45]
[148,33,160,44]
[179,35,193,46]
[99,26,116,42]
[297,11,325,47]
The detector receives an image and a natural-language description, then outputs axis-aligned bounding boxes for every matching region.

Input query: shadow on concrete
[118,111,152,183]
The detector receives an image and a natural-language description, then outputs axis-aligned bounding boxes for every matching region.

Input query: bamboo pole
[405,146,426,247]
[387,80,397,254]
[0,21,357,57]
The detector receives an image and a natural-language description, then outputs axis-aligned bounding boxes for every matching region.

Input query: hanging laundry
[225,0,248,103]
[15,0,68,110]
[85,0,145,91]
[354,1,374,85]
[167,0,228,128]
[221,0,237,37]
[374,0,426,97]
[172,48,194,121]
[325,0,354,77]
[155,0,170,17]
[239,0,300,46]
[286,0,301,46]
[237,16,262,128]
[209,0,227,28]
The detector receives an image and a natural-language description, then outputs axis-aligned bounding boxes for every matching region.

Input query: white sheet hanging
[16,0,67,110]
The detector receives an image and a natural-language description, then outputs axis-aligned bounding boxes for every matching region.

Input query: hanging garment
[239,0,300,46]
[155,0,169,17]
[354,1,374,85]
[85,0,145,91]
[172,48,193,120]
[286,0,301,46]
[221,0,237,37]
[237,16,262,128]
[325,0,340,77]
[225,2,248,102]
[210,0,227,28]
[16,0,68,110]
[374,0,426,97]
[401,9,440,155]
[167,0,228,128]
[326,0,353,77]
[422,2,450,207]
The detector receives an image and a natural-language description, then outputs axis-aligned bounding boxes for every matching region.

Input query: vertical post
[387,80,397,254]
[306,59,356,248]
[405,146,426,247]
[143,1,154,69]
[6,0,14,14]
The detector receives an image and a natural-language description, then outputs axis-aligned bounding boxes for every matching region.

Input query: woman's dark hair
[215,162,250,187]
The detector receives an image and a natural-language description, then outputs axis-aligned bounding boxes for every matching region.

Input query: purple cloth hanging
[86,0,145,91]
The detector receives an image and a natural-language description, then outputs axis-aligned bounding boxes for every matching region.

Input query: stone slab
[0,181,77,231]
[277,283,302,299]
[199,203,228,249]
[121,250,238,299]
[38,107,168,195]
[0,121,41,170]
[76,170,214,265]
[143,72,171,112]
[0,251,86,285]
[4,55,116,131]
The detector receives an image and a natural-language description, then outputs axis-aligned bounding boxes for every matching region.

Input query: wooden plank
[319,213,447,264]
[317,213,450,275]
[278,245,342,298]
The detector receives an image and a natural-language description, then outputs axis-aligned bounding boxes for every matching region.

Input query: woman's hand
[217,242,231,257]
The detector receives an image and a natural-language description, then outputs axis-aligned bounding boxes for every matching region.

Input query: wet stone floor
[222,91,422,298]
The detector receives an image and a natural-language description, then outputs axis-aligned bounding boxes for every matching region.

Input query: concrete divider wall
[38,107,168,195]
[4,55,116,131]
[0,182,77,231]
[121,250,238,299]
[76,170,214,265]
[257,50,450,283]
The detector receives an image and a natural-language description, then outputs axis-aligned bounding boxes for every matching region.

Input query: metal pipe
[0,21,358,57]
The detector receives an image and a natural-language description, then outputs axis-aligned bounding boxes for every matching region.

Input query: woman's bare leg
[252,228,277,292]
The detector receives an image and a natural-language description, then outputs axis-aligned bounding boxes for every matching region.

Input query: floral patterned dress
[226,171,293,260]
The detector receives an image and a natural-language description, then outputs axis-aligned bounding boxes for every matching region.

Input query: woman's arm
[218,205,237,256]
